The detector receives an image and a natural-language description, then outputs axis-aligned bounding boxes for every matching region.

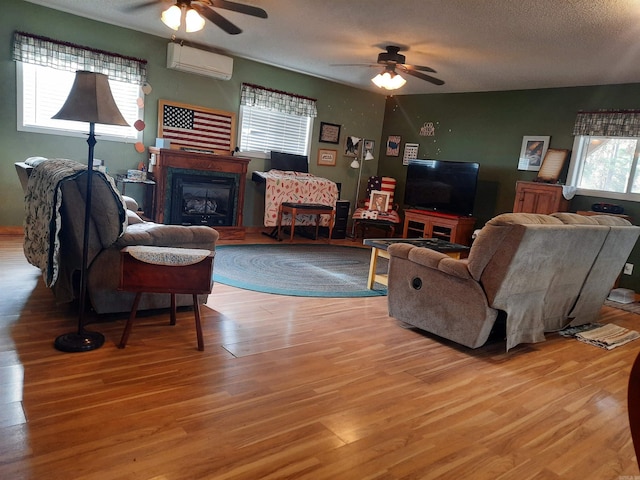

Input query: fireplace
[149,148,250,239]
[170,172,236,226]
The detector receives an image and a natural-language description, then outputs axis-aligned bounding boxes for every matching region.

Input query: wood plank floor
[1,231,640,479]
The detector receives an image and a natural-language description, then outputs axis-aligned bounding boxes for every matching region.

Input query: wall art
[386,135,401,156]
[319,122,341,144]
[518,135,550,171]
[317,148,337,166]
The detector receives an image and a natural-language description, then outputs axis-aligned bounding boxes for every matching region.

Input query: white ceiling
[23,0,640,95]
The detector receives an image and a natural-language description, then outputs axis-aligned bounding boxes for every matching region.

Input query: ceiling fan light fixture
[372,70,406,90]
[185,8,205,32]
[389,73,407,89]
[161,4,182,30]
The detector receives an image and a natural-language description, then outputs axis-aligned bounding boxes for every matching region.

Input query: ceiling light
[185,8,205,32]
[161,5,182,30]
[371,70,407,90]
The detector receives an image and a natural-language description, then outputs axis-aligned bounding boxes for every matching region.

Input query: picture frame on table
[319,122,341,144]
[369,190,390,212]
[536,148,570,183]
[317,148,337,166]
[386,135,401,157]
[518,136,550,171]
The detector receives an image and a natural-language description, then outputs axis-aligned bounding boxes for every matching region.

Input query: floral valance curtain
[572,110,640,137]
[240,83,317,117]
[12,31,147,85]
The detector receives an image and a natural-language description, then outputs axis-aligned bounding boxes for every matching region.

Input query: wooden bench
[276,202,335,242]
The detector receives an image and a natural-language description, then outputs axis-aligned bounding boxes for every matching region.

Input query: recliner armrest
[388,243,471,280]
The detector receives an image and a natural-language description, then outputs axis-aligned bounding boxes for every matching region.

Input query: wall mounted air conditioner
[166,43,233,80]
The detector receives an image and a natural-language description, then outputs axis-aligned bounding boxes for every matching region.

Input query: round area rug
[213,244,388,297]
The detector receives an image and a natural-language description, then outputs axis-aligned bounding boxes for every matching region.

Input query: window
[238,83,317,157]
[239,105,311,156]
[568,110,640,202]
[12,31,147,144]
[18,63,142,143]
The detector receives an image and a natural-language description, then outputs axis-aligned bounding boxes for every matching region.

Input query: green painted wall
[380,85,640,290]
[1,0,386,228]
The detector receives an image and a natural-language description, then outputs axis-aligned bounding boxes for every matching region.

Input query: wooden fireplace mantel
[149,147,250,239]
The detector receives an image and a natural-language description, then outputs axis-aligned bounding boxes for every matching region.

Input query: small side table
[118,246,214,351]
[277,202,335,242]
[363,238,470,289]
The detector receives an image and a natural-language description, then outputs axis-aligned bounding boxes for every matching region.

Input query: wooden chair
[351,176,401,239]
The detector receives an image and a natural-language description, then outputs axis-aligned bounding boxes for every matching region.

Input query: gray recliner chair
[387,212,640,350]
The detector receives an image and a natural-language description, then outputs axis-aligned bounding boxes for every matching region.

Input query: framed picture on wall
[317,148,337,166]
[345,136,360,157]
[403,143,419,165]
[386,135,401,156]
[518,136,550,171]
[319,122,341,144]
[364,139,375,158]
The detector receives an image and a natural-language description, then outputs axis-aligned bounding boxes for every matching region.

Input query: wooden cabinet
[402,209,476,246]
[513,181,570,214]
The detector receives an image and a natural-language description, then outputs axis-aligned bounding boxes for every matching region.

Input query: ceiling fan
[338,46,444,90]
[127,0,268,35]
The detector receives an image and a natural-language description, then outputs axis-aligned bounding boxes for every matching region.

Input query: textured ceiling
[22,0,640,95]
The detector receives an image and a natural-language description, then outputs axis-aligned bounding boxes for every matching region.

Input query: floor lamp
[52,71,129,352]
[349,138,374,237]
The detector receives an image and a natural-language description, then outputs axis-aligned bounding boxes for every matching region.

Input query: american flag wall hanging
[158,100,237,155]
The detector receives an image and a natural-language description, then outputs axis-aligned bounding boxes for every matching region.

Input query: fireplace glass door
[170,174,236,227]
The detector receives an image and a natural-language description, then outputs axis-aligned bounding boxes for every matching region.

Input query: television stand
[402,209,476,246]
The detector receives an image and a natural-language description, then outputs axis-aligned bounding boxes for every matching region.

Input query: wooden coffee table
[363,238,470,289]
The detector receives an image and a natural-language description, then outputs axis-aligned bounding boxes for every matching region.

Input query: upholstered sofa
[16,158,219,315]
[387,212,640,350]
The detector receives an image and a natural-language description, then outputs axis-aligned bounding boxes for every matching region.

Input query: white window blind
[239,105,311,155]
[18,62,142,143]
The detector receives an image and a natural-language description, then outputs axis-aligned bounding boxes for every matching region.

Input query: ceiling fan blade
[403,69,445,86]
[402,63,437,74]
[209,0,268,18]
[193,4,242,34]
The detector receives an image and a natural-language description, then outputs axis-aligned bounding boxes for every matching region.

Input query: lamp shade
[53,71,129,126]
[161,4,182,30]
[185,8,205,32]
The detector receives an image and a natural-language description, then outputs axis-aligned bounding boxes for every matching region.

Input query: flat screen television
[403,159,480,217]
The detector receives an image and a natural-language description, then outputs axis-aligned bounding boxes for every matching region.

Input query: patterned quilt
[262,170,339,227]
[23,158,125,288]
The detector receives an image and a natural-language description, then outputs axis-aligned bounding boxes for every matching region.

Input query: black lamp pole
[54,122,105,352]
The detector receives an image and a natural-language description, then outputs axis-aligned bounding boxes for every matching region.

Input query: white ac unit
[166,43,233,80]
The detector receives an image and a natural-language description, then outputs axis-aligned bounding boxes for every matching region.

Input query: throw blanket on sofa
[23,158,125,288]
